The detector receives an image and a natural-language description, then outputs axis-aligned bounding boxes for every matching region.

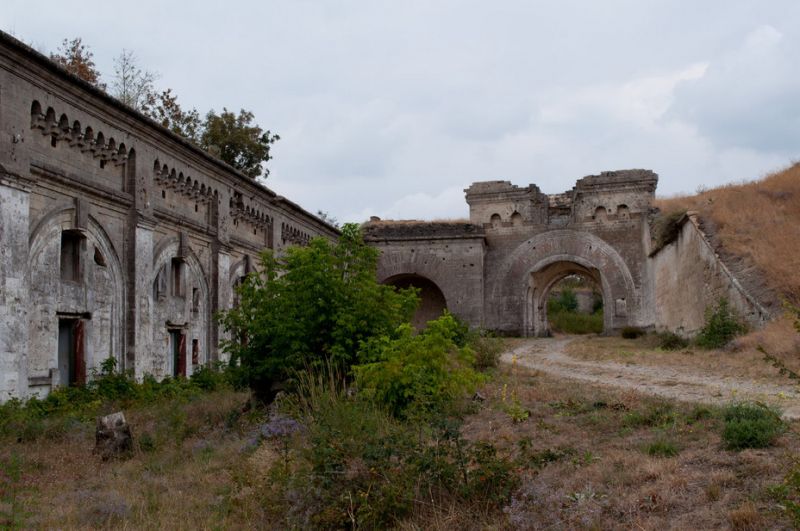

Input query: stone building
[0,32,337,401]
[365,172,773,336]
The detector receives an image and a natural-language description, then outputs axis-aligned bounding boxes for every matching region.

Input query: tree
[201,108,280,178]
[111,49,158,111]
[50,37,104,87]
[145,88,202,142]
[220,224,418,401]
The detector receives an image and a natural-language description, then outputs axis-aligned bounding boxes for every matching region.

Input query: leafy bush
[354,314,484,418]
[621,326,644,339]
[768,460,800,527]
[696,298,747,349]
[219,224,418,401]
[722,402,785,450]
[658,331,689,350]
[548,288,578,314]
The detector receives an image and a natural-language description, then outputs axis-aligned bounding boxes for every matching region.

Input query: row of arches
[230,193,272,230]
[153,159,217,204]
[30,101,132,165]
[281,222,310,246]
[593,204,630,222]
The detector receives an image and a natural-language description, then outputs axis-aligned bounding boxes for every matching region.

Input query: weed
[768,460,800,527]
[549,311,604,334]
[471,334,504,369]
[658,331,689,350]
[645,438,680,457]
[623,402,678,429]
[696,298,747,349]
[721,402,785,450]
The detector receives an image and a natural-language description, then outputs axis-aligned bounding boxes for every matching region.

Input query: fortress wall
[651,214,770,336]
[0,32,337,401]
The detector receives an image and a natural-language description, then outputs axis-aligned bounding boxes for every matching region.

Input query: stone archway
[525,258,607,336]
[384,274,447,329]
[489,229,639,336]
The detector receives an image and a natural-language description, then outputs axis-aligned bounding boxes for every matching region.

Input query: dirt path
[503,337,800,419]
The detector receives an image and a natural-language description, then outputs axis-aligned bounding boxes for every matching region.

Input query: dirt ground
[503,336,800,419]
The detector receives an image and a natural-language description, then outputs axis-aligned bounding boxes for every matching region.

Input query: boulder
[94,412,133,460]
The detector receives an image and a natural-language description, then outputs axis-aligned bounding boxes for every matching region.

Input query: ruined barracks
[0,33,338,401]
[0,31,775,403]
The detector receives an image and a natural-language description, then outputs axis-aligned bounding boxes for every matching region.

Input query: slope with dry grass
[654,163,800,305]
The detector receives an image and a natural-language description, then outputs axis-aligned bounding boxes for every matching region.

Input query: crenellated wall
[0,31,338,401]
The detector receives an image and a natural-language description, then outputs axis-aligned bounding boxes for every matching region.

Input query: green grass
[549,311,603,334]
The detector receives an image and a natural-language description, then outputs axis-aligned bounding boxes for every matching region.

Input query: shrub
[471,334,504,369]
[658,331,689,350]
[696,298,747,349]
[354,314,484,418]
[219,224,418,402]
[722,402,785,450]
[646,438,679,457]
[621,326,644,339]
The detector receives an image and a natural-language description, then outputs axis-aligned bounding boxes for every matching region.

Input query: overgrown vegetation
[220,224,418,401]
[547,285,604,335]
[696,298,747,349]
[655,162,800,302]
[621,326,644,339]
[658,331,690,350]
[721,402,786,450]
[0,358,233,441]
[651,209,687,252]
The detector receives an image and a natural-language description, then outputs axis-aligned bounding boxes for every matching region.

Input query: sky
[3,1,800,222]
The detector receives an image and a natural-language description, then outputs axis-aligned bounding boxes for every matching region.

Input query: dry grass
[0,389,278,530]
[459,366,798,529]
[563,334,796,384]
[655,162,800,302]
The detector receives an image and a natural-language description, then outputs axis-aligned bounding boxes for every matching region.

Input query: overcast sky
[4,1,799,222]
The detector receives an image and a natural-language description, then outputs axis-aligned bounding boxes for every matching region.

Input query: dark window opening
[50,135,57,147]
[192,339,199,366]
[195,203,198,212]
[162,190,166,199]
[60,231,84,282]
[99,159,105,169]
[171,258,184,297]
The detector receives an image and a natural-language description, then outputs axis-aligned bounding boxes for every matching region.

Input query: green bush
[722,402,785,450]
[219,224,418,401]
[354,314,484,418]
[696,298,746,349]
[548,288,578,314]
[621,326,644,339]
[658,331,689,350]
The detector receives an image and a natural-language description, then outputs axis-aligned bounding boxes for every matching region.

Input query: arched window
[490,213,502,228]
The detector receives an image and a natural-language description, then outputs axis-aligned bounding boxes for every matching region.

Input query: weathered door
[58,319,85,385]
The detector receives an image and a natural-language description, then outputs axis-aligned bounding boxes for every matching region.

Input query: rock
[472,391,486,402]
[94,412,133,460]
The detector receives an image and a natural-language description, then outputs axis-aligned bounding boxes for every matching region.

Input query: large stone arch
[374,240,484,326]
[150,235,210,378]
[488,229,639,335]
[384,273,448,328]
[27,204,126,387]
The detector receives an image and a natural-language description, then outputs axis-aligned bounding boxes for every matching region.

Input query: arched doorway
[384,274,447,329]
[524,258,612,337]
[534,266,604,336]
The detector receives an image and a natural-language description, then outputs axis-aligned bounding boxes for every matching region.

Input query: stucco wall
[651,215,769,335]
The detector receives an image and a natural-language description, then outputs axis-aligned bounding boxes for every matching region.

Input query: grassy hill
[655,163,800,304]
